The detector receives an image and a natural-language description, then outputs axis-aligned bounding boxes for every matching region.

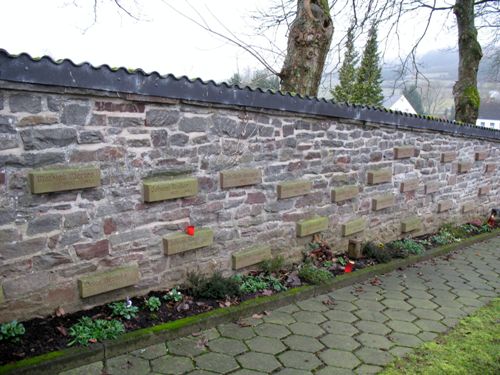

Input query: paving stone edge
[1,229,498,375]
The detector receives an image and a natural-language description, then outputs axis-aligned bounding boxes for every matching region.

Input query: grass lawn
[381,298,500,375]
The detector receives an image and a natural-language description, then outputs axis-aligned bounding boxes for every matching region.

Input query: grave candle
[186,225,195,236]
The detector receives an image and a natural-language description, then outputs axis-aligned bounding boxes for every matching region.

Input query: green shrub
[298,263,332,284]
[363,242,392,263]
[235,274,288,294]
[144,296,161,312]
[68,317,124,346]
[388,239,425,256]
[259,256,285,274]
[238,275,268,294]
[0,320,25,342]
[163,288,183,302]
[187,271,241,300]
[108,301,139,320]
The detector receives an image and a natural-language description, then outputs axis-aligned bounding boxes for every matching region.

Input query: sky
[0,0,466,83]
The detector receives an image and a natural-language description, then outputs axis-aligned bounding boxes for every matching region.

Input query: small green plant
[0,320,25,342]
[163,288,183,302]
[187,271,241,300]
[68,317,124,346]
[259,256,285,274]
[337,257,347,266]
[145,296,161,312]
[238,275,268,294]
[431,227,460,246]
[322,260,334,268]
[108,300,139,320]
[298,263,332,285]
[388,239,425,256]
[266,275,287,292]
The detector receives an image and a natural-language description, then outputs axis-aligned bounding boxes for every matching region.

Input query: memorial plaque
[372,194,395,211]
[394,146,415,159]
[296,216,329,237]
[400,178,419,193]
[342,218,365,236]
[331,185,359,202]
[462,202,475,213]
[401,217,422,233]
[78,264,140,298]
[367,168,392,185]
[232,245,272,270]
[277,180,312,199]
[163,228,214,255]
[438,200,453,213]
[475,151,488,161]
[29,167,100,194]
[478,186,491,196]
[425,181,439,194]
[441,152,456,163]
[485,164,496,173]
[458,162,472,174]
[220,168,262,189]
[143,177,198,202]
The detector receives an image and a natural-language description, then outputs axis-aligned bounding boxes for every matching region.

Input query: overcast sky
[0,0,463,83]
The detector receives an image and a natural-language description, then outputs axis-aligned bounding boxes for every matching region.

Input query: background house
[476,101,500,130]
[383,94,417,114]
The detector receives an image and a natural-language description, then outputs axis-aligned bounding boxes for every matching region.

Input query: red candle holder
[186,225,195,236]
[344,261,354,273]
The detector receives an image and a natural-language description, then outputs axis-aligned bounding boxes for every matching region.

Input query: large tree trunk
[453,0,482,124]
[279,0,333,97]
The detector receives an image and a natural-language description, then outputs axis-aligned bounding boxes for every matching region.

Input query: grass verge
[381,298,500,375]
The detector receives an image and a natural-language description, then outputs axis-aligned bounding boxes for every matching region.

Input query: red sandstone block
[74,239,109,260]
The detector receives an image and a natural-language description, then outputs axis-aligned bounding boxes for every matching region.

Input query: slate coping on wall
[0,49,499,142]
[3,230,498,375]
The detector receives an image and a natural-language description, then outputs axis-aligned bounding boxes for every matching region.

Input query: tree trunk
[279,0,333,97]
[453,0,482,124]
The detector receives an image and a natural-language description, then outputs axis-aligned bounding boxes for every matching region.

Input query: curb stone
[1,229,498,375]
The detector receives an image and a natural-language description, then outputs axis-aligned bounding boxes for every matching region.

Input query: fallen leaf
[191,331,202,337]
[264,310,271,316]
[196,336,208,349]
[54,306,65,317]
[322,297,336,306]
[252,313,264,319]
[237,320,252,327]
[370,277,382,286]
[261,289,273,296]
[88,338,97,344]
[56,326,67,336]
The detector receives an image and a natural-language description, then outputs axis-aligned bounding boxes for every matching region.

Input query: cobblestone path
[60,237,500,375]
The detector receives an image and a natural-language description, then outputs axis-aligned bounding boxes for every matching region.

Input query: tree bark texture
[279,0,333,97]
[453,0,482,124]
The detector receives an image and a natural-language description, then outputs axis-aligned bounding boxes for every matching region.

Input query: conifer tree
[353,23,384,106]
[331,25,358,103]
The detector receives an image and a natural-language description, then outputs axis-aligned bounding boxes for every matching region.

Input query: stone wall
[0,85,499,322]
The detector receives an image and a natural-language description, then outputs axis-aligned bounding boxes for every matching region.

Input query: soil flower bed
[0,220,496,367]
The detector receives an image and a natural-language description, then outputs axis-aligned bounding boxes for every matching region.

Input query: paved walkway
[61,237,500,375]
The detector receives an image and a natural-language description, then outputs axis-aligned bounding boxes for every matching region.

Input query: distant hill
[382,49,497,83]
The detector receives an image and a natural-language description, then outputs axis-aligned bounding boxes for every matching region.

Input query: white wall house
[476,102,500,130]
[383,95,417,114]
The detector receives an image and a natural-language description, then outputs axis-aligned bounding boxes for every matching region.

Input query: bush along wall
[0,50,499,322]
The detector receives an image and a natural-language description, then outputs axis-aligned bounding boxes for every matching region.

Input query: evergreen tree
[353,23,384,106]
[332,26,359,102]
[403,84,424,114]
[227,72,243,86]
